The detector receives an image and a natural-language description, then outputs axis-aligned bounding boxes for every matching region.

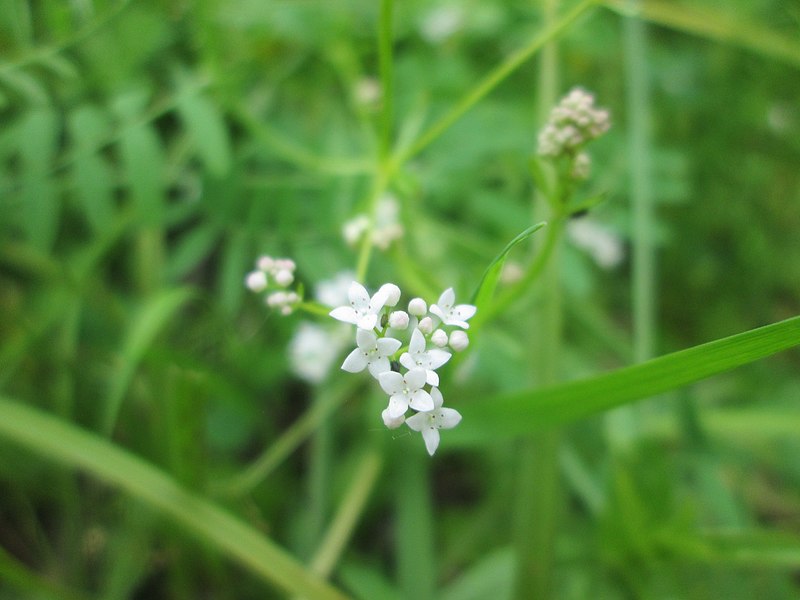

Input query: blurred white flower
[342,195,404,250]
[354,77,382,108]
[420,5,464,43]
[315,271,356,307]
[537,88,610,159]
[289,322,347,384]
[567,219,624,269]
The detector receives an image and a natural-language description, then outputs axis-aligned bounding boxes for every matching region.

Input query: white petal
[454,304,477,321]
[447,318,470,330]
[382,407,405,429]
[356,313,378,330]
[438,288,455,309]
[404,368,427,391]
[408,327,425,353]
[399,353,416,372]
[356,328,377,350]
[378,283,401,306]
[387,394,409,418]
[369,288,389,313]
[425,369,439,387]
[427,349,451,370]
[367,357,391,378]
[341,349,368,373]
[409,389,434,412]
[437,407,462,429]
[329,306,358,325]
[376,336,401,356]
[348,282,370,309]
[421,427,441,456]
[430,387,444,409]
[378,371,404,395]
[405,412,428,432]
[428,304,446,322]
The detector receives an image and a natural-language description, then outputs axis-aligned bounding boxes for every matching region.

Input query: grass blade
[0,397,349,600]
[453,315,800,443]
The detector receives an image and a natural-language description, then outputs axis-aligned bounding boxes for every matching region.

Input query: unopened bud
[408,298,427,317]
[431,329,448,347]
[449,330,469,352]
[389,310,410,330]
[418,317,434,335]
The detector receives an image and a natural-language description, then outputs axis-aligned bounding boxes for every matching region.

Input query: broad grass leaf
[452,315,800,444]
[0,397,349,600]
[165,225,220,282]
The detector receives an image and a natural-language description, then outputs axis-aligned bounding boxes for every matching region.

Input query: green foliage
[1,0,799,598]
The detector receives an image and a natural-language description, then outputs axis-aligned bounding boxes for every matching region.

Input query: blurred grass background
[1,0,799,598]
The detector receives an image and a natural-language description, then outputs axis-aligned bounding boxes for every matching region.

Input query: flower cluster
[245,255,300,315]
[342,195,404,250]
[331,282,475,455]
[537,88,610,180]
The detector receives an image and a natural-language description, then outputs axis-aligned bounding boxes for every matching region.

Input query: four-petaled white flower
[329,282,389,330]
[430,288,476,329]
[405,387,462,456]
[341,328,401,378]
[379,369,434,418]
[400,328,451,386]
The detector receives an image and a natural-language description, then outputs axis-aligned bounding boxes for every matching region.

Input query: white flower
[448,330,469,352]
[379,283,402,307]
[378,368,434,418]
[429,288,476,329]
[245,270,267,292]
[381,407,405,429]
[329,282,389,330]
[567,219,624,269]
[274,269,294,286]
[400,328,451,386]
[431,329,448,347]
[289,322,347,384]
[388,310,409,330]
[341,329,401,378]
[408,297,427,317]
[343,215,369,246]
[405,387,462,456]
[257,255,274,271]
[315,271,356,307]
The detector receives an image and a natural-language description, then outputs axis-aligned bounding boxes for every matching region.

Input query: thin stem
[309,450,382,577]
[398,0,597,164]
[378,0,395,160]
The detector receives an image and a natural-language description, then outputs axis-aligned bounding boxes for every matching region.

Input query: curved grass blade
[0,397,349,600]
[453,315,800,444]
[470,222,547,312]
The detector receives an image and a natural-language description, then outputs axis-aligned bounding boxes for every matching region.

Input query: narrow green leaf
[470,222,547,311]
[657,529,800,567]
[114,90,166,225]
[453,315,800,444]
[164,225,220,282]
[176,80,232,177]
[0,398,349,600]
[70,105,116,233]
[102,288,194,435]
[17,108,60,250]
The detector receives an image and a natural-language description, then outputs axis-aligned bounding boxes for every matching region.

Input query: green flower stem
[512,1,563,597]
[309,450,383,578]
[378,0,395,161]
[397,0,597,164]
[214,377,361,497]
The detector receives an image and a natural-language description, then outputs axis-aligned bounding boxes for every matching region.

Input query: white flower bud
[388,310,409,330]
[245,270,267,292]
[266,291,286,307]
[274,269,294,287]
[431,329,448,347]
[280,305,293,316]
[274,258,296,272]
[418,316,434,335]
[257,255,274,271]
[379,283,402,306]
[408,298,427,317]
[449,330,469,352]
